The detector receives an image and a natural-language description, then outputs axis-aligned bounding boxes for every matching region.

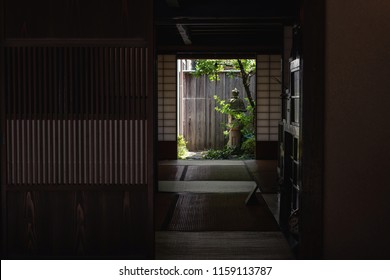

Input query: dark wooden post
[300,0,325,259]
[0,0,6,258]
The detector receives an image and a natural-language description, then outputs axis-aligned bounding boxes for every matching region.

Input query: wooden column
[0,0,6,258]
[300,0,325,259]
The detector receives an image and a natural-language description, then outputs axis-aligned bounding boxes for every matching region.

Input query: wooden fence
[180,72,255,151]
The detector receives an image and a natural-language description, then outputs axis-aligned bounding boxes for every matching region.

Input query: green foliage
[241,135,256,155]
[177,134,188,159]
[193,58,256,110]
[228,59,256,77]
[193,59,255,82]
[193,58,257,159]
[193,60,225,81]
[203,146,237,160]
[213,95,255,138]
[202,96,256,159]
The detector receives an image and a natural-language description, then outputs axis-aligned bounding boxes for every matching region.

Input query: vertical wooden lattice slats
[5,45,148,186]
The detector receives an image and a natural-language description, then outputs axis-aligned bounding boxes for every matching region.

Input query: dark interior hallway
[2,0,390,260]
[155,160,293,259]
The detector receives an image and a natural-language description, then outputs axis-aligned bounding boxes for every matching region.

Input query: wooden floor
[156,160,292,260]
[156,231,294,260]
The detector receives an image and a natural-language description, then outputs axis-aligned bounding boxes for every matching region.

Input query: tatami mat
[159,160,245,166]
[156,231,294,260]
[184,165,252,181]
[159,164,253,181]
[165,193,279,231]
[158,181,256,193]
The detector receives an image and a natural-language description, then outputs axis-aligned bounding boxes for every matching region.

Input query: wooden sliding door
[1,41,154,258]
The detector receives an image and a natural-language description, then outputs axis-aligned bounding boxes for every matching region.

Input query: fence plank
[181,72,255,151]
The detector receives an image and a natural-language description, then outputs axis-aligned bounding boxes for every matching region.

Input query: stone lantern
[227,88,246,148]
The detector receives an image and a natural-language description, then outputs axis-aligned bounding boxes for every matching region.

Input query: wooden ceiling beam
[157,44,281,53]
[156,17,289,26]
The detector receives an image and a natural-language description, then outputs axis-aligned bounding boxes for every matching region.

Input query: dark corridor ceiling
[155,0,299,53]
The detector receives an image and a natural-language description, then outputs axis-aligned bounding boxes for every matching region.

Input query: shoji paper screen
[256,55,282,142]
[157,55,177,142]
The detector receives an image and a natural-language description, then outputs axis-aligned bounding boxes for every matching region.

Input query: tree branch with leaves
[193,59,257,157]
[193,59,256,110]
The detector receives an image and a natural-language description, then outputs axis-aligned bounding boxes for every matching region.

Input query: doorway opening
[177,58,256,160]
[157,54,282,161]
[155,53,287,259]
[149,0,321,261]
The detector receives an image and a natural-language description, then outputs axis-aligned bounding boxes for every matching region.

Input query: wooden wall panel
[256,141,278,160]
[2,41,153,258]
[6,189,148,258]
[2,0,154,259]
[4,45,148,186]
[157,141,176,160]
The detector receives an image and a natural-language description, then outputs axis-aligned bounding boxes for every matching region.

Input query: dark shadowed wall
[323,0,390,258]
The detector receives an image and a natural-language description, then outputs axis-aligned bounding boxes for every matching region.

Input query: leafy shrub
[241,135,256,155]
[213,95,254,137]
[203,146,237,159]
[177,134,188,159]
